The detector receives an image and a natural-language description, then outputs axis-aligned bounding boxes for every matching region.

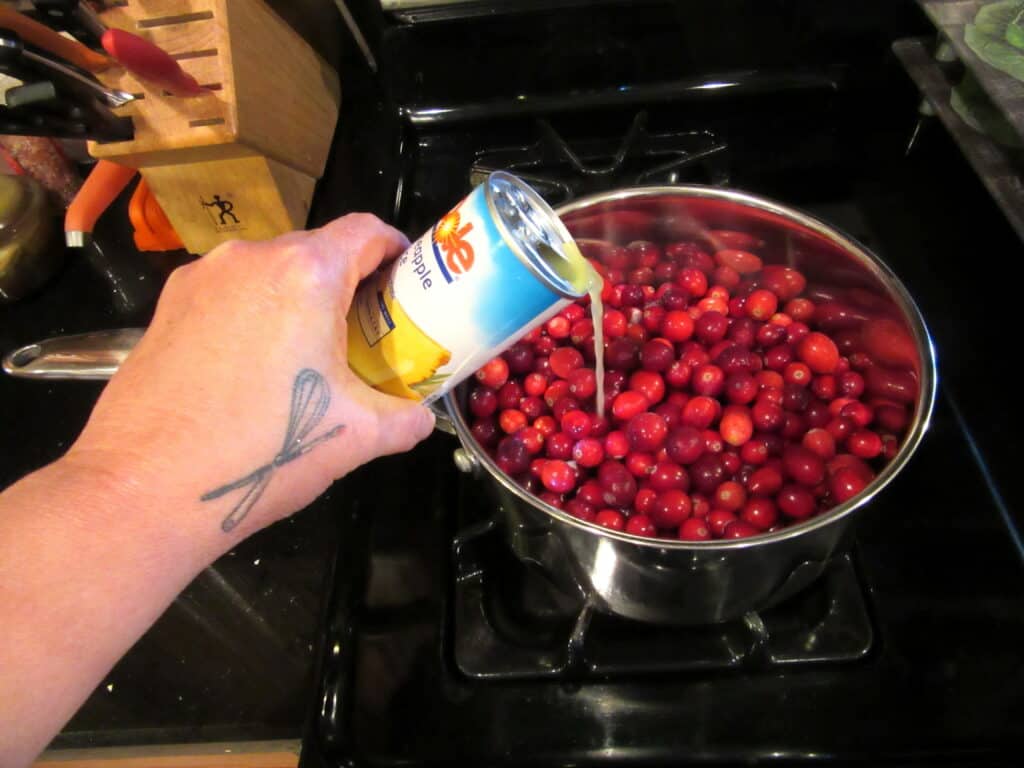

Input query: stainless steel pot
[442,185,937,625]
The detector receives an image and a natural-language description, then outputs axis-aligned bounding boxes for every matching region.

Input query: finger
[364,389,436,458]
[312,213,410,296]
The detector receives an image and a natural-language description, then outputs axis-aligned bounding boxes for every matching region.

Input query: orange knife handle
[65,160,138,243]
[0,7,113,73]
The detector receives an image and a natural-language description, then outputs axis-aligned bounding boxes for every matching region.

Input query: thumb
[370,396,436,457]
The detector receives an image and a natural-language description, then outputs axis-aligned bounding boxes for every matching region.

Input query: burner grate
[452,514,874,681]
[469,112,729,205]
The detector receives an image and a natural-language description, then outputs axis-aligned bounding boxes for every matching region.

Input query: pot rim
[444,183,938,551]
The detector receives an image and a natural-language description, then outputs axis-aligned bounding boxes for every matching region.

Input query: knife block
[87,0,340,254]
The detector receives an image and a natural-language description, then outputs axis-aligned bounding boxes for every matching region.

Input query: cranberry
[874,402,909,433]
[724,520,761,539]
[682,396,719,430]
[713,480,747,512]
[565,499,596,522]
[539,491,564,509]
[689,364,722,397]
[782,445,826,486]
[837,370,865,398]
[786,321,811,345]
[523,372,549,397]
[598,461,638,506]
[504,342,535,375]
[725,372,759,405]
[540,459,575,493]
[802,428,836,459]
[476,357,510,389]
[747,465,784,496]
[612,390,649,421]
[745,289,778,320]
[760,265,807,302]
[720,405,754,447]
[520,396,545,421]
[830,467,869,504]
[534,415,557,437]
[604,430,630,459]
[664,360,691,389]
[691,494,711,518]
[785,297,815,322]
[499,409,527,434]
[782,383,810,413]
[535,335,556,355]
[495,381,522,411]
[567,368,598,400]
[552,396,581,421]
[518,427,545,454]
[627,412,668,452]
[471,418,500,448]
[545,432,573,460]
[707,509,738,537]
[469,387,498,418]
[840,401,874,428]
[546,315,571,339]
[764,345,794,371]
[560,410,592,439]
[690,454,727,495]
[783,362,813,388]
[544,379,571,407]
[550,347,585,379]
[727,317,757,348]
[752,400,784,431]
[640,339,675,371]
[780,412,807,440]
[603,309,627,337]
[757,322,788,347]
[620,284,645,307]
[777,485,816,519]
[605,338,641,370]
[741,497,778,530]
[496,437,531,475]
[797,332,840,374]
[572,437,605,467]
[679,518,712,541]
[651,490,692,527]
[625,514,657,537]
[666,242,713,271]
[595,509,626,531]
[649,461,689,491]
[695,311,729,344]
[740,437,770,465]
[847,429,883,459]
[653,401,681,429]
[677,267,708,297]
[666,425,705,465]
[626,451,656,478]
[576,481,604,507]
[643,305,667,333]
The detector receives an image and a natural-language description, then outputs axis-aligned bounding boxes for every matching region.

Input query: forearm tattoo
[200,368,344,532]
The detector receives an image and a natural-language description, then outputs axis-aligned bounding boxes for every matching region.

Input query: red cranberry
[725,372,759,404]
[550,347,585,379]
[720,405,754,447]
[760,265,807,301]
[745,289,778,320]
[847,429,883,459]
[780,412,807,440]
[826,416,857,442]
[544,379,571,407]
[830,467,869,504]
[603,309,627,337]
[605,338,641,370]
[518,427,545,454]
[727,317,757,348]
[707,509,737,537]
[559,409,592,439]
[640,339,675,371]
[552,396,581,421]
[471,418,500,448]
[802,428,836,459]
[797,332,840,374]
[499,409,528,434]
[786,321,811,345]
[740,437,770,465]
[520,396,545,421]
[627,412,668,452]
[476,357,510,389]
[782,383,810,413]
[612,390,649,421]
[690,454,727,495]
[597,461,638,507]
[777,485,816,519]
[540,459,575,493]
[496,381,523,411]
[504,342,535,375]
[569,437,604,469]
[665,359,692,388]
[747,465,784,496]
[653,401,682,430]
[567,368,598,400]
[626,451,656,478]
[496,437,531,475]
[524,372,548,397]
[741,498,778,530]
[547,316,571,339]
[804,399,831,427]
[751,400,784,431]
[667,241,714,270]
[840,401,874,428]
[764,345,794,371]
[666,425,705,465]
[545,432,573,460]
[757,322,788,347]
[724,520,761,539]
[651,490,692,527]
[782,446,826,486]
[713,480,747,512]
[874,403,909,433]
[565,499,596,522]
[533,415,557,437]
[626,514,657,537]
[838,370,866,398]
[689,364,723,397]
[660,285,688,310]
[696,311,729,344]
[595,509,626,531]
[604,430,630,459]
[643,305,667,333]
[620,284,645,307]
[535,336,556,355]
[576,481,604,507]
[649,461,689,491]
[469,387,498,418]
[785,298,815,322]
[677,266,709,297]
[679,518,712,541]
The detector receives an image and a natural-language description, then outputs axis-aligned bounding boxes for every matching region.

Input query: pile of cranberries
[467,230,918,542]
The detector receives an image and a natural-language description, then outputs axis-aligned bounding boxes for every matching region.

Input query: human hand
[65,214,435,556]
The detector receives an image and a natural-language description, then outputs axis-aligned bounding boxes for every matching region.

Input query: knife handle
[65,159,138,246]
[102,28,202,97]
[0,7,110,71]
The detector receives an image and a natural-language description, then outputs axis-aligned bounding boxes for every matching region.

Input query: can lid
[485,172,589,299]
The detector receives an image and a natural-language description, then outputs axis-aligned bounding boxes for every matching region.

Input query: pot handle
[2,328,145,380]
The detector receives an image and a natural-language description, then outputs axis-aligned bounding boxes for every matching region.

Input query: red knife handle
[101,28,203,97]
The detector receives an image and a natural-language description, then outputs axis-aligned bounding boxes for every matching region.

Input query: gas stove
[301,2,1024,765]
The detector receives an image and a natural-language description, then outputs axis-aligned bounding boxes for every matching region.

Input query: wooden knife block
[87,0,340,254]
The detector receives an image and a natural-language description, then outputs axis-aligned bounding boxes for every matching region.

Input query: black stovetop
[301,2,1023,765]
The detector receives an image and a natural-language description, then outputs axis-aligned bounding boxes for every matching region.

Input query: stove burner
[451,515,875,680]
[469,112,729,205]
